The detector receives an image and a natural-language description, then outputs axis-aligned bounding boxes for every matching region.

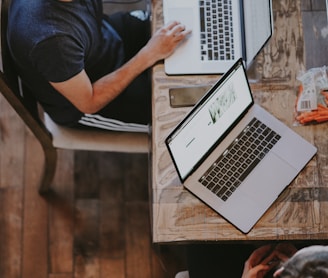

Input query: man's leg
[105,11,151,61]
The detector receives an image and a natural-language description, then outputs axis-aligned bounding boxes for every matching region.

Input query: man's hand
[142,21,191,63]
[241,244,297,278]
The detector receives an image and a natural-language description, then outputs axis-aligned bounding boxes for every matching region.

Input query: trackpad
[166,8,194,56]
[240,154,297,206]
[166,8,194,30]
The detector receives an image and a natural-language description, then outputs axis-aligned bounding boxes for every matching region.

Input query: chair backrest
[0,0,54,146]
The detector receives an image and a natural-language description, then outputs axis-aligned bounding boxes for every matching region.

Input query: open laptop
[163,0,273,75]
[165,59,317,233]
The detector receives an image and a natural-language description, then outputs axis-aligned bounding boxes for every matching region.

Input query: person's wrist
[138,46,158,67]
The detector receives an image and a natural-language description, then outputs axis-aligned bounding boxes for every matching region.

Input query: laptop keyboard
[199,0,235,61]
[199,118,281,202]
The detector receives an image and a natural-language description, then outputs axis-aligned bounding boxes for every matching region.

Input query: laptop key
[239,158,261,182]
[199,117,281,202]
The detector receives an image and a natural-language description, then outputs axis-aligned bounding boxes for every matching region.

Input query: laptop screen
[166,60,253,181]
[243,0,273,64]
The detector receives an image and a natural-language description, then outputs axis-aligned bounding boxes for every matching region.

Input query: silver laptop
[163,0,273,75]
[165,59,317,233]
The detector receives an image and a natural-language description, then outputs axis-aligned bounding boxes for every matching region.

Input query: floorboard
[22,129,48,278]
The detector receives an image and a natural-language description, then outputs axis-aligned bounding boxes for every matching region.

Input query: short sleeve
[30,35,85,82]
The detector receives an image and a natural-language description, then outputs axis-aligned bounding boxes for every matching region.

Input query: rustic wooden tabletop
[151,0,328,243]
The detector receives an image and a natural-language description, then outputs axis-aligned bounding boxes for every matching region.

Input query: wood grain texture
[22,129,49,278]
[151,0,328,243]
[0,66,185,278]
[0,0,327,277]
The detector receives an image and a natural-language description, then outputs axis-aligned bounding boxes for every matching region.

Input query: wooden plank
[125,202,152,278]
[0,95,25,187]
[99,202,125,278]
[74,199,100,277]
[74,151,100,199]
[312,0,327,10]
[22,128,48,278]
[49,274,72,278]
[124,154,149,203]
[302,10,328,69]
[0,187,23,278]
[48,149,74,274]
[301,0,312,10]
[314,125,328,171]
[97,152,126,202]
[74,151,102,277]
[98,152,126,278]
[257,0,305,85]
[123,154,155,278]
[0,87,24,278]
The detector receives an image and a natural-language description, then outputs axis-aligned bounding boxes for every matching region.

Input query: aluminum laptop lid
[163,0,273,75]
[163,0,243,75]
[165,59,317,233]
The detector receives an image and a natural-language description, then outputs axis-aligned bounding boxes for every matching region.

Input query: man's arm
[50,21,191,114]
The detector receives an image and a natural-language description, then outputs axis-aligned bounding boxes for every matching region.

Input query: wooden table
[150,0,328,243]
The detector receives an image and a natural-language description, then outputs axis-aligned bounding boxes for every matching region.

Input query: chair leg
[38,146,57,195]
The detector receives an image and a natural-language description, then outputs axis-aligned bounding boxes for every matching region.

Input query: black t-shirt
[7,0,125,126]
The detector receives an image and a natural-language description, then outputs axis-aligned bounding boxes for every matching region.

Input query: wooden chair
[0,0,150,194]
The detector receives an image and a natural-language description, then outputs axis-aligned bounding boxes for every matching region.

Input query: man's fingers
[248,264,270,278]
[248,244,274,265]
[165,21,191,36]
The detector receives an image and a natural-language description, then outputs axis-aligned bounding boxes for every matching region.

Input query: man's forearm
[91,46,156,111]
[50,22,189,114]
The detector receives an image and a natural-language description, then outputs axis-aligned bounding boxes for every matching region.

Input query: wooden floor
[0,0,327,277]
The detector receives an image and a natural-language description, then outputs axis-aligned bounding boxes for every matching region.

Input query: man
[242,243,298,278]
[179,243,328,278]
[242,244,328,278]
[7,0,190,131]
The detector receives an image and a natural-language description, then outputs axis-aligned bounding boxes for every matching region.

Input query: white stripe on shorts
[78,114,150,133]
